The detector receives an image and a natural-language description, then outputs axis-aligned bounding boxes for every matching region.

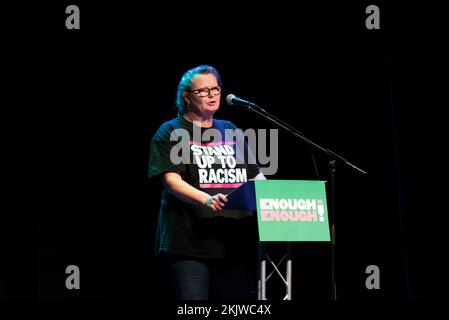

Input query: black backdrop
[10,0,448,302]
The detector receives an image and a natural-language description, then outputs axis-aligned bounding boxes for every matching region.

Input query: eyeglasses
[189,86,222,97]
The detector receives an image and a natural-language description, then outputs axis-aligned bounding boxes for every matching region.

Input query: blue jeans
[165,253,255,300]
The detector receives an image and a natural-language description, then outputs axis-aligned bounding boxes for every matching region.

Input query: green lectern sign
[254,180,330,242]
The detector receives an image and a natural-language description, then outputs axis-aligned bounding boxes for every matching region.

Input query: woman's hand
[204,193,228,211]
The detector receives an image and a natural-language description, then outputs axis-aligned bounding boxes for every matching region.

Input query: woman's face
[184,73,221,118]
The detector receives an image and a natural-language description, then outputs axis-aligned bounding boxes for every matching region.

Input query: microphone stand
[240,103,366,300]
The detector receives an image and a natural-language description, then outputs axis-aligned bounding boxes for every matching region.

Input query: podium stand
[224,179,330,300]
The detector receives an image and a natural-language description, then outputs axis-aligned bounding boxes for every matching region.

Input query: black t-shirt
[148,116,260,259]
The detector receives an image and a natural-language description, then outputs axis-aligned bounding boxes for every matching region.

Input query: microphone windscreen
[226,94,236,105]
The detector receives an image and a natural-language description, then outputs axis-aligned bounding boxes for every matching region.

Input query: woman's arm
[161,172,227,211]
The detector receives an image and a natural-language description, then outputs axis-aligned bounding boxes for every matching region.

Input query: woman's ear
[182,91,190,106]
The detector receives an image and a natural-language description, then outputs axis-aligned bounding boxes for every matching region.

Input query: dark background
[9,0,448,302]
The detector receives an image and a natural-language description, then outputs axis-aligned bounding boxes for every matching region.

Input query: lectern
[224,179,330,300]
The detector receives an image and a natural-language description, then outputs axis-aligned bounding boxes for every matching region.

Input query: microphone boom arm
[243,105,366,175]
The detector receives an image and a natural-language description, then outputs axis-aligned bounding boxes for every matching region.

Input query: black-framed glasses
[189,86,222,97]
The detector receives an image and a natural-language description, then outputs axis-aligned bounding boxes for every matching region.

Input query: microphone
[226,94,259,108]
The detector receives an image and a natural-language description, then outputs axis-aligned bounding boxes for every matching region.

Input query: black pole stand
[329,160,337,300]
[239,103,366,301]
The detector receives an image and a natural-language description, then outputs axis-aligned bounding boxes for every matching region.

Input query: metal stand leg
[286,242,292,300]
[257,242,293,300]
[258,242,266,300]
